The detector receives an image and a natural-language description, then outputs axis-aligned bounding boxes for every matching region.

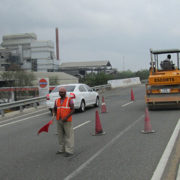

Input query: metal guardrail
[0,86,55,92]
[0,84,111,117]
[92,84,111,91]
[0,96,46,117]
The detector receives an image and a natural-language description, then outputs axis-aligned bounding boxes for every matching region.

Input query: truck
[145,49,180,110]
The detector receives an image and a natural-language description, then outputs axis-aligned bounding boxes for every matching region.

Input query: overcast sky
[1,0,180,71]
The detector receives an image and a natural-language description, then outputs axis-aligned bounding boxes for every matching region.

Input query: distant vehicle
[145,49,180,110]
[46,83,100,113]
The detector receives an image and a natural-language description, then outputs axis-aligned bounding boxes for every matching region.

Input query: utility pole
[55,28,59,61]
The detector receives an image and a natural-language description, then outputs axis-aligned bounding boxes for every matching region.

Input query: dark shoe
[56,151,64,155]
[64,152,73,157]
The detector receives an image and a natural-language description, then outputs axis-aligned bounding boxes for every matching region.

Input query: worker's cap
[59,87,67,93]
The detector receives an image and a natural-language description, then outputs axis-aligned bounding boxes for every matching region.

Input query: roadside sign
[39,78,48,88]
[38,78,49,103]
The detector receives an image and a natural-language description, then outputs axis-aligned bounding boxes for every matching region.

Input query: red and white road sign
[38,78,49,99]
[39,78,48,88]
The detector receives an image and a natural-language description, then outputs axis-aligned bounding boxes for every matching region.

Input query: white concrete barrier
[108,77,141,88]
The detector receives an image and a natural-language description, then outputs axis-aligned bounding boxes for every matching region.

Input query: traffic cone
[101,96,107,113]
[131,88,135,101]
[141,108,155,134]
[93,110,106,136]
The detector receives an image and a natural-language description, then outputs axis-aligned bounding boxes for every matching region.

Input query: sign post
[38,78,49,104]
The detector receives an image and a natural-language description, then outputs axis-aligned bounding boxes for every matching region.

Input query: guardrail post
[33,102,37,109]
[1,110,4,117]
[20,105,23,113]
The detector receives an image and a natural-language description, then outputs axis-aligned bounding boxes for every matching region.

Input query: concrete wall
[108,77,141,88]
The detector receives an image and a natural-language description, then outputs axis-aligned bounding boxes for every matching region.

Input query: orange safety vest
[56,97,72,122]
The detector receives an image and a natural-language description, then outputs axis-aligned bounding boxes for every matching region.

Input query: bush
[1,70,35,87]
[49,76,58,85]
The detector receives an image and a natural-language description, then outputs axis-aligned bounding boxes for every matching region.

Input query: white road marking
[0,112,49,128]
[0,108,48,124]
[64,114,144,180]
[74,121,90,130]
[0,112,90,131]
[176,163,180,180]
[121,101,133,107]
[151,118,180,180]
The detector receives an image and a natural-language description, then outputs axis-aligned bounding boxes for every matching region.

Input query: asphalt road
[0,85,180,180]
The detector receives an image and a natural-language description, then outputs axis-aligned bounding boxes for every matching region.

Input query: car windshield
[52,85,76,93]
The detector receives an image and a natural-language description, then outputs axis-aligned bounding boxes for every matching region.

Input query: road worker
[53,87,75,157]
[160,54,175,70]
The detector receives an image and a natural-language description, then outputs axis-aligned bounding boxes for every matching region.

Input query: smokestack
[55,28,59,60]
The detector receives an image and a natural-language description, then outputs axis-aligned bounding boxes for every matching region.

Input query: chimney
[55,28,59,60]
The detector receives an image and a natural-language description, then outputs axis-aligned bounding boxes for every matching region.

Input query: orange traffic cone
[131,88,135,101]
[93,110,106,136]
[101,96,107,113]
[141,108,155,134]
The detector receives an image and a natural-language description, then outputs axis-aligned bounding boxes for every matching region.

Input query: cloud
[1,0,180,71]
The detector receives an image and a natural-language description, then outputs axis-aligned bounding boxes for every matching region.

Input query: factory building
[0,30,115,79]
[59,60,116,78]
[0,46,11,71]
[0,33,59,72]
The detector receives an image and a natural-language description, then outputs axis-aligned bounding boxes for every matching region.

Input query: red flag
[37,119,53,135]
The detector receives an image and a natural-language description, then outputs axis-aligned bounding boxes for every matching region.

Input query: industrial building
[0,30,115,78]
[59,60,116,77]
[0,33,59,72]
[0,46,11,71]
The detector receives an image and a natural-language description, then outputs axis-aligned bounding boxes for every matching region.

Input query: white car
[46,83,100,113]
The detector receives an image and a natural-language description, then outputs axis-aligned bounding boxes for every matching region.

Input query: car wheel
[94,97,99,107]
[79,100,85,112]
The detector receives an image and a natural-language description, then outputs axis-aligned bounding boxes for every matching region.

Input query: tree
[80,72,110,86]
[135,69,149,80]
[1,70,35,87]
[49,76,58,85]
[80,69,149,86]
[0,69,36,101]
[1,63,36,87]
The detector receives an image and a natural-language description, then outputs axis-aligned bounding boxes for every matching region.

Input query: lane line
[0,112,90,130]
[64,114,144,180]
[74,121,90,130]
[0,108,48,124]
[121,101,133,107]
[0,112,49,128]
[176,163,180,180]
[151,118,180,180]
